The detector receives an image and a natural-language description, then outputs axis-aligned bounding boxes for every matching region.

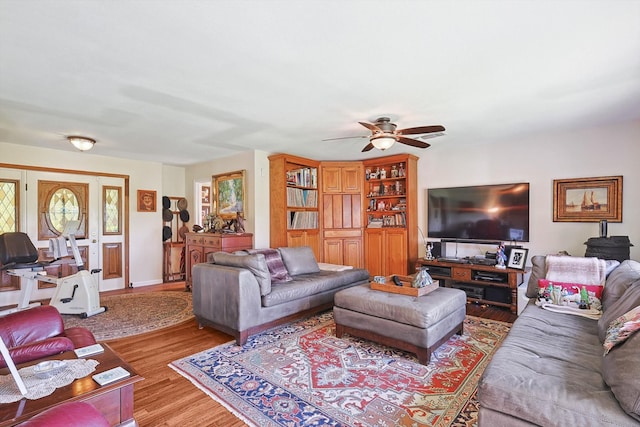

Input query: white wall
[0,142,167,300]
[2,119,637,307]
[416,120,640,263]
[162,165,186,197]
[184,150,271,248]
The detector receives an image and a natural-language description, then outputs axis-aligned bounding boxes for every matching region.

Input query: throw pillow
[212,252,271,296]
[600,260,640,312]
[598,276,640,342]
[278,246,320,276]
[537,279,603,309]
[603,304,640,355]
[602,321,640,421]
[246,249,292,283]
[525,255,547,298]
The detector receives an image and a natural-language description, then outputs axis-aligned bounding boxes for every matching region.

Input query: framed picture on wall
[212,170,245,219]
[553,176,622,222]
[137,190,157,212]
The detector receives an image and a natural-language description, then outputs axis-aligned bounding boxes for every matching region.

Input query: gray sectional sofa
[478,257,640,426]
[191,246,369,345]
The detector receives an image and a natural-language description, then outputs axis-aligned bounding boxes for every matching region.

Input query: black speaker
[429,241,442,258]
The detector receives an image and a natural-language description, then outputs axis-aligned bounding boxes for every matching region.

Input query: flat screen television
[427,183,530,242]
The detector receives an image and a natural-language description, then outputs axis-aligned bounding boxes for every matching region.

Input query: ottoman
[333,284,467,364]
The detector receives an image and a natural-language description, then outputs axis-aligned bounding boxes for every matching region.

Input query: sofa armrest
[192,263,263,331]
[61,327,97,348]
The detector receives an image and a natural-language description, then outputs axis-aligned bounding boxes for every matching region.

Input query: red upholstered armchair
[0,305,96,369]
[17,401,110,427]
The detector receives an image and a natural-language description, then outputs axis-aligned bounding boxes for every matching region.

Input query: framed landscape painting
[553,176,622,222]
[212,170,245,219]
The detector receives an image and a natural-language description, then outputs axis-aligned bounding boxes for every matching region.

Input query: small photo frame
[137,190,157,212]
[507,248,528,270]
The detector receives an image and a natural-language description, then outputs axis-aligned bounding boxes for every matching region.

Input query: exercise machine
[0,221,106,318]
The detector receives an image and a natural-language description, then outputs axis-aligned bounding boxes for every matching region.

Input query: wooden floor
[103,282,518,426]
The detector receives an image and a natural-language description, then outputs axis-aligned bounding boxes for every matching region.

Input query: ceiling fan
[323,117,445,152]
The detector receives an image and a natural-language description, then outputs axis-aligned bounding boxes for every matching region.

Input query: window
[38,180,88,240]
[103,186,121,234]
[0,179,19,233]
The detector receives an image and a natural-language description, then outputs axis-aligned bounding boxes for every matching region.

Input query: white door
[0,168,126,305]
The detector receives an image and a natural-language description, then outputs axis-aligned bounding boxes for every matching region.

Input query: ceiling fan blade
[322,135,369,141]
[361,142,374,152]
[358,121,381,132]
[398,136,430,149]
[397,125,445,135]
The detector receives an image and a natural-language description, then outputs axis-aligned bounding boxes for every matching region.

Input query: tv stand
[416,259,525,314]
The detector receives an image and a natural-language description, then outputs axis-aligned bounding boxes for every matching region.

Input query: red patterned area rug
[170,311,510,427]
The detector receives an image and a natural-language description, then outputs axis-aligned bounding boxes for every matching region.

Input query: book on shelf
[286,187,318,207]
[288,211,318,229]
[286,167,317,188]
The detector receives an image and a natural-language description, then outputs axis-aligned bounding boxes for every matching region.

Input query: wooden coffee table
[0,344,142,426]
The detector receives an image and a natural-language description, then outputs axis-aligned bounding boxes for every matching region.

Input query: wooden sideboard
[184,232,253,290]
[416,259,524,314]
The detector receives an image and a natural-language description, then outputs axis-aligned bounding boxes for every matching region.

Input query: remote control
[392,275,403,287]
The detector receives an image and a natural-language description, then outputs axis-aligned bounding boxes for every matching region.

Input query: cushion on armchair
[0,305,97,369]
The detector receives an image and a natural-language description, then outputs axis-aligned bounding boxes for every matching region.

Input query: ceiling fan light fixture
[67,136,96,151]
[371,135,396,150]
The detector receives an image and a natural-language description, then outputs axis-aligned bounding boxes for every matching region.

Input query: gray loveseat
[478,257,640,426]
[192,246,369,345]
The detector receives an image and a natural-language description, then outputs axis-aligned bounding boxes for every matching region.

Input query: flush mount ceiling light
[370,134,397,150]
[67,136,96,151]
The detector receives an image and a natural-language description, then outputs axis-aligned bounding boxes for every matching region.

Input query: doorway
[0,165,129,306]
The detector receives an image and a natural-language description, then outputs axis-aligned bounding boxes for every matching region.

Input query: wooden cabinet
[269,154,321,260]
[322,164,362,193]
[184,232,253,290]
[321,162,364,267]
[286,229,320,257]
[416,259,524,314]
[364,228,407,276]
[363,154,418,275]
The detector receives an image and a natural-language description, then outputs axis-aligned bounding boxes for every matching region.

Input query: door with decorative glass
[0,169,126,306]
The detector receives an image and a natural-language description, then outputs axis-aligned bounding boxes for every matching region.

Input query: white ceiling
[1,0,639,166]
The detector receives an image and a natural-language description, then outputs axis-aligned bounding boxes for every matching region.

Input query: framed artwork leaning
[553,176,622,222]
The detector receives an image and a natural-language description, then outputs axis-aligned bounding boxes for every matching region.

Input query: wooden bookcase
[269,154,321,259]
[269,153,417,273]
[363,154,418,276]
